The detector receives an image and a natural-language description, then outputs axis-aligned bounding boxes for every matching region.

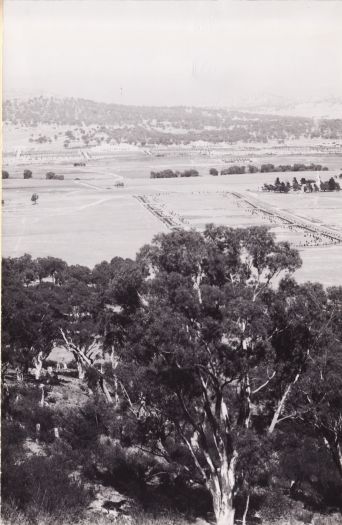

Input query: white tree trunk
[242,493,250,525]
[39,385,45,407]
[114,375,119,405]
[337,442,342,476]
[111,347,120,405]
[210,477,235,525]
[216,504,235,525]
[208,452,237,525]
[33,351,44,380]
[324,437,342,479]
[77,361,86,380]
[16,368,24,382]
[100,378,113,404]
[36,423,41,443]
[268,374,299,434]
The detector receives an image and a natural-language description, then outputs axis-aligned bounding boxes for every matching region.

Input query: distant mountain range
[229,95,342,119]
[4,92,342,119]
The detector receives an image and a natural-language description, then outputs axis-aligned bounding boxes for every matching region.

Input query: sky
[3,0,342,107]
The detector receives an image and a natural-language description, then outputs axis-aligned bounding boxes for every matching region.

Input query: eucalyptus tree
[93,257,145,403]
[116,226,305,525]
[1,271,64,380]
[57,273,101,380]
[288,286,342,481]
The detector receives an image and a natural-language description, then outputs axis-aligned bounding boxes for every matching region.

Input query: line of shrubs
[150,169,199,179]
[209,163,329,176]
[2,170,64,180]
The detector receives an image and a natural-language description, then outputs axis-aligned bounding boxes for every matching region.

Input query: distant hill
[229,95,342,119]
[3,96,342,145]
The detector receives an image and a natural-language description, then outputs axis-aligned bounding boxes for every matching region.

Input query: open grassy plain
[2,148,342,286]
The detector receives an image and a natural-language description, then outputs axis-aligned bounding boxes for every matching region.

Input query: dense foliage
[2,227,342,524]
[213,163,329,177]
[151,169,199,179]
[263,176,341,193]
[46,172,64,180]
[23,169,33,179]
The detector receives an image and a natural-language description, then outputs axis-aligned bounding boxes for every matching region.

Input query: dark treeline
[2,227,342,525]
[263,176,341,193]
[259,163,329,173]
[150,169,199,179]
[211,163,329,177]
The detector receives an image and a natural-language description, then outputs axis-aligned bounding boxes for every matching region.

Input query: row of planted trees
[263,176,341,193]
[151,169,199,179]
[209,163,329,177]
[2,226,342,524]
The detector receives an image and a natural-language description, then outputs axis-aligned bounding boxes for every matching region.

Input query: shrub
[2,455,90,516]
[2,170,9,179]
[46,172,64,180]
[221,165,246,175]
[180,169,199,178]
[24,170,32,179]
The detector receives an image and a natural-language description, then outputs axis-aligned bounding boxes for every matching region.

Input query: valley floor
[2,149,342,286]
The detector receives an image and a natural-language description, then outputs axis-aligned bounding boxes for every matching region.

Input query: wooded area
[2,226,342,524]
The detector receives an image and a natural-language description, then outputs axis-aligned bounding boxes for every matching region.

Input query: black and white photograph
[1,1,342,524]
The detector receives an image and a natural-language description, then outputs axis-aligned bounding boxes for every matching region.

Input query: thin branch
[175,423,207,482]
[252,371,276,395]
[276,413,296,424]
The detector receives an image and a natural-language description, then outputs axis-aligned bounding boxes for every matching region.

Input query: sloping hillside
[4,97,342,145]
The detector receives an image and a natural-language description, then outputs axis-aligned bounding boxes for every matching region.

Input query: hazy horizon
[3,1,342,109]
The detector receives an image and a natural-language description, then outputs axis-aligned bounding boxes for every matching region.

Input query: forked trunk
[207,453,236,525]
[209,476,235,525]
[213,493,235,525]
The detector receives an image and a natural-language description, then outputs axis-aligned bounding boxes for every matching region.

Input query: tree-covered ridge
[4,97,342,144]
[2,227,342,524]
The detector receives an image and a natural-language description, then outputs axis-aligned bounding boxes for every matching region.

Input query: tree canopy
[2,227,341,524]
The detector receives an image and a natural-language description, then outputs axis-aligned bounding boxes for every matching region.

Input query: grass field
[2,178,167,264]
[2,153,342,286]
